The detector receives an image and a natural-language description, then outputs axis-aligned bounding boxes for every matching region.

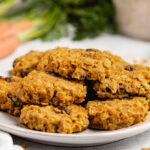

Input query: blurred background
[0,0,150,73]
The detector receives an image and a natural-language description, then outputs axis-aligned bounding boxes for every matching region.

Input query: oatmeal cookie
[86,97,148,130]
[93,64,150,99]
[0,76,22,116]
[20,104,89,133]
[11,51,43,77]
[15,70,86,106]
[37,47,128,80]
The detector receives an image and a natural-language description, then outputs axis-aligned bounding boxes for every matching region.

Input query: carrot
[0,22,13,33]
[0,20,32,58]
[0,34,20,59]
[0,20,32,39]
[13,20,32,32]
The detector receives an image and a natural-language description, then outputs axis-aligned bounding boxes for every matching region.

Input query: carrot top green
[0,0,116,41]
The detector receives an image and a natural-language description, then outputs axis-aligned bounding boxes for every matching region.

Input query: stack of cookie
[0,47,149,133]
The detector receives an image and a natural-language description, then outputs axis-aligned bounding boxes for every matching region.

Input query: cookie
[20,104,89,133]
[14,70,87,106]
[93,64,150,99]
[86,97,148,130]
[0,76,22,116]
[11,51,43,77]
[37,47,128,80]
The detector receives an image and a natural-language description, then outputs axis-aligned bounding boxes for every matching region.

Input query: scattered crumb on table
[21,143,29,149]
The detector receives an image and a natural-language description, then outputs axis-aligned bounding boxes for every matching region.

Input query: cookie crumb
[21,143,29,149]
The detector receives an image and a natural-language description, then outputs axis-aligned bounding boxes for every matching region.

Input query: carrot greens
[0,0,116,41]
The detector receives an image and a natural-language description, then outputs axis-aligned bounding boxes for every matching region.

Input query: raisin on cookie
[37,47,128,80]
[11,51,44,77]
[93,64,150,100]
[20,104,89,133]
[0,76,22,116]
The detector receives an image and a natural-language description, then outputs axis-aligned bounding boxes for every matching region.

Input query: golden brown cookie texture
[37,47,128,80]
[0,76,22,116]
[20,104,89,133]
[86,97,148,130]
[11,51,44,77]
[14,70,87,106]
[93,64,150,99]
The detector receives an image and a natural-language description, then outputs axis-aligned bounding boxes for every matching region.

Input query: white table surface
[1,33,150,150]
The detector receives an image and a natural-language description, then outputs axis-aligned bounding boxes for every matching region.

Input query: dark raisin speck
[106,87,111,92]
[86,49,95,52]
[57,106,71,115]
[79,76,85,80]
[82,55,92,58]
[5,77,16,82]
[119,88,125,93]
[124,65,136,71]
[0,76,16,82]
[20,68,31,77]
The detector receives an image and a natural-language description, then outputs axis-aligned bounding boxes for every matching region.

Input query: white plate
[0,111,150,147]
[0,70,150,147]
